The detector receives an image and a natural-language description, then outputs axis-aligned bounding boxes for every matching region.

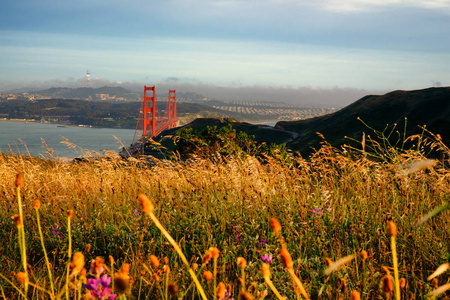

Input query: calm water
[0,121,136,158]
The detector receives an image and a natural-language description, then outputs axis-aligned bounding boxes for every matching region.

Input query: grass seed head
[150,255,160,269]
[238,290,255,300]
[138,194,154,214]
[209,246,220,259]
[192,263,198,271]
[280,248,294,270]
[89,257,105,276]
[217,282,226,299]
[15,173,23,187]
[400,278,406,289]
[432,278,439,289]
[203,270,213,281]
[70,252,85,275]
[115,263,132,294]
[168,282,178,296]
[237,257,247,269]
[13,214,21,227]
[360,250,368,260]
[350,290,361,300]
[33,200,41,210]
[203,251,212,265]
[269,218,282,233]
[16,272,28,284]
[387,221,397,237]
[163,265,170,274]
[381,275,394,295]
[261,263,271,278]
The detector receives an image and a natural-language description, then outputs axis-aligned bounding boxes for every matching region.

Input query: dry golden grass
[0,143,449,299]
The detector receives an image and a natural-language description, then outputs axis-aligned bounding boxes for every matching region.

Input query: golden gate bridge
[124,85,178,156]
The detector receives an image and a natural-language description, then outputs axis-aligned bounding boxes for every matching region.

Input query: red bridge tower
[133,86,178,144]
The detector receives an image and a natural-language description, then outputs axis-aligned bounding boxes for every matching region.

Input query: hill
[30,86,141,101]
[275,87,450,156]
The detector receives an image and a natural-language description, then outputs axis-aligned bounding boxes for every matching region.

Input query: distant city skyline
[1,0,449,106]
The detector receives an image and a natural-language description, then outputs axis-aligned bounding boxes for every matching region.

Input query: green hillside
[276,87,450,156]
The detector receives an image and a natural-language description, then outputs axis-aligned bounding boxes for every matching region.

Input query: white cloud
[318,0,450,12]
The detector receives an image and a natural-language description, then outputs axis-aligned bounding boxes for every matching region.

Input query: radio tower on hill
[86,70,91,87]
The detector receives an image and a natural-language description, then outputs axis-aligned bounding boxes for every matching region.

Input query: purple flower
[235,234,242,243]
[311,208,323,216]
[85,275,117,299]
[260,238,268,246]
[51,224,61,238]
[261,254,273,264]
[233,225,239,232]
[133,209,140,216]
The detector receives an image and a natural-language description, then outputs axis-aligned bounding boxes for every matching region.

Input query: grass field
[1,138,449,299]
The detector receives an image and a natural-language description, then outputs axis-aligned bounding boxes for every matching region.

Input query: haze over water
[0,122,135,158]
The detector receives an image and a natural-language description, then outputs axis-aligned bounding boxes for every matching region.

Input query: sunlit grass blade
[415,203,449,227]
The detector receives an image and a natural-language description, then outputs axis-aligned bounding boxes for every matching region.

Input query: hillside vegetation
[276,87,450,156]
[1,126,450,299]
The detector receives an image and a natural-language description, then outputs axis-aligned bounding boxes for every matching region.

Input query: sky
[1,0,449,106]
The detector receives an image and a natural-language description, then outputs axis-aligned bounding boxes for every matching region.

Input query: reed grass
[0,133,449,299]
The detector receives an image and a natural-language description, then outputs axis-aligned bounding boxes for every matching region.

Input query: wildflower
[85,274,117,300]
[259,238,268,246]
[311,208,323,215]
[133,209,140,216]
[261,254,272,264]
[233,225,239,232]
[235,234,243,243]
[51,224,61,238]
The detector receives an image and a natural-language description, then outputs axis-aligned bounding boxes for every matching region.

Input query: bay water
[0,121,136,158]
